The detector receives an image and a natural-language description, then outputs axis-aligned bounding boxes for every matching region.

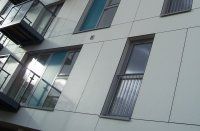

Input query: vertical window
[75,0,121,32]
[101,37,154,120]
[161,0,193,16]
[43,50,80,108]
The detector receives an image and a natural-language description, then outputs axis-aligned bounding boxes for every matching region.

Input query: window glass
[77,0,121,32]
[28,51,66,107]
[98,7,118,28]
[53,77,68,91]
[59,51,79,76]
[80,0,107,31]
[7,54,50,102]
[0,2,14,19]
[125,43,152,74]
[6,49,80,110]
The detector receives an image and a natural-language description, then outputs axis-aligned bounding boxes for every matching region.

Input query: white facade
[0,0,200,130]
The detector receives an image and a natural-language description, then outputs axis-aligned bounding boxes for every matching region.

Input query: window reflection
[27,58,45,76]
[125,43,152,74]
[53,77,68,91]
[59,51,79,76]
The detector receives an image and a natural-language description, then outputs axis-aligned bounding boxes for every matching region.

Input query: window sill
[21,104,55,112]
[99,115,131,121]
[73,26,110,34]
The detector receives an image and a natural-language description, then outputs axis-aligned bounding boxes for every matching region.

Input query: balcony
[0,0,55,46]
[0,55,61,112]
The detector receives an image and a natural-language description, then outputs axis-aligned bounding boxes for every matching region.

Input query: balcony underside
[9,0,28,5]
[0,21,44,46]
[0,92,20,112]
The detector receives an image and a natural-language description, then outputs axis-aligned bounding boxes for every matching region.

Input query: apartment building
[0,0,200,130]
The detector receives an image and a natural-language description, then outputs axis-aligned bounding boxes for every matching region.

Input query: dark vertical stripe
[163,0,192,15]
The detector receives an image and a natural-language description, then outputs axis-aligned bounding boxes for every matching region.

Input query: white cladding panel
[170,27,200,125]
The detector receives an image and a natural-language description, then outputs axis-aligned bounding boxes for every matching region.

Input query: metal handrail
[8,54,61,93]
[0,67,10,76]
[0,54,61,105]
[0,67,10,90]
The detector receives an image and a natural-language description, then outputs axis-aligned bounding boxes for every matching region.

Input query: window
[101,36,154,120]
[161,0,193,16]
[32,1,64,35]
[7,49,80,110]
[75,0,121,32]
[0,1,14,19]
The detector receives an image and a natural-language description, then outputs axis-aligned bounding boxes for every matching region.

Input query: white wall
[1,0,200,130]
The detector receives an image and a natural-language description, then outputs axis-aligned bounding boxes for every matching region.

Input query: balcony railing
[108,74,143,118]
[0,32,9,47]
[0,68,10,90]
[0,54,61,111]
[0,0,55,46]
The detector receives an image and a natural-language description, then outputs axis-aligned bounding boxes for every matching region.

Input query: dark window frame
[74,0,121,33]
[101,35,154,121]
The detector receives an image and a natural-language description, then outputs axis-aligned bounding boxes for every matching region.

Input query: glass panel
[14,72,40,103]
[27,54,49,76]
[7,54,50,101]
[59,51,79,76]
[0,2,14,19]
[0,56,8,68]
[12,2,33,23]
[1,56,20,93]
[80,0,107,31]
[3,1,32,25]
[53,77,68,91]
[42,76,68,109]
[0,70,9,90]
[24,1,54,35]
[27,79,51,107]
[125,43,152,74]
[3,6,21,25]
[28,51,66,107]
[97,7,117,28]
[32,8,53,34]
[42,87,60,109]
